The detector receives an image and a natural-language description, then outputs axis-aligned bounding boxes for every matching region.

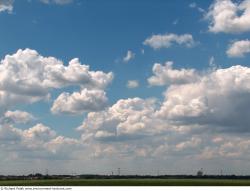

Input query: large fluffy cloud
[148,61,199,86]
[77,63,250,159]
[79,63,250,137]
[156,64,250,132]
[2,48,250,173]
[78,97,166,141]
[143,33,195,49]
[227,40,250,57]
[0,49,113,108]
[51,89,108,115]
[206,0,250,34]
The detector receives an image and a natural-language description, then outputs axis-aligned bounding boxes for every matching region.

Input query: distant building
[197,168,203,177]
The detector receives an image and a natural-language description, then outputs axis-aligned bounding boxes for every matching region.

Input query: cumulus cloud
[3,63,250,171]
[0,0,13,13]
[127,80,139,89]
[0,123,80,160]
[148,62,250,132]
[206,0,250,34]
[123,50,135,63]
[148,61,200,86]
[2,48,250,172]
[143,33,196,49]
[3,110,35,124]
[23,123,57,142]
[51,89,108,115]
[227,40,250,57]
[157,65,250,133]
[78,98,163,140]
[0,49,113,107]
[78,63,250,160]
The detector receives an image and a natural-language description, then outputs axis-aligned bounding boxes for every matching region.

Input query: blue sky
[1,0,250,175]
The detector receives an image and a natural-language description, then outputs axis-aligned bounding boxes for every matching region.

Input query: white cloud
[206,0,250,34]
[148,61,200,86]
[227,39,250,57]
[127,80,139,89]
[3,110,35,124]
[23,123,57,142]
[0,49,113,107]
[79,63,250,151]
[0,0,13,13]
[0,123,81,160]
[143,33,196,49]
[51,89,108,115]
[78,98,162,140]
[2,48,250,172]
[3,59,250,171]
[157,65,250,133]
[123,50,135,63]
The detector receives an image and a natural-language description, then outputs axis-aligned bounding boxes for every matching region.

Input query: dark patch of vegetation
[2,178,250,186]
[1,174,250,186]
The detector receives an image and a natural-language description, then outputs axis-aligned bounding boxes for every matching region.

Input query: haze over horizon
[1,0,250,176]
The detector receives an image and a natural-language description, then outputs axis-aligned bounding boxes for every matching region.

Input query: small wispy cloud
[123,50,135,63]
[40,0,74,5]
[189,2,205,13]
[127,80,139,89]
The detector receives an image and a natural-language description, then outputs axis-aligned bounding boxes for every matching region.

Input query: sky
[1,0,250,175]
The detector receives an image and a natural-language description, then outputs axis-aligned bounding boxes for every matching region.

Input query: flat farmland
[1,179,250,186]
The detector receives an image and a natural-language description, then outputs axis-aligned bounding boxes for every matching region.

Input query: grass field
[1,179,250,186]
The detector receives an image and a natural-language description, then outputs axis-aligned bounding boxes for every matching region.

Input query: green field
[1,179,250,186]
